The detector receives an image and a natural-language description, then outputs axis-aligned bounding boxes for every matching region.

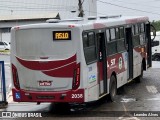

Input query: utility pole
[78,0,84,17]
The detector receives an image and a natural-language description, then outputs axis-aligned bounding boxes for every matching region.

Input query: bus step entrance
[0,61,8,108]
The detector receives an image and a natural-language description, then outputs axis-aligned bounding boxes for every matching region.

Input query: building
[0,0,97,42]
[0,13,60,42]
[0,0,97,19]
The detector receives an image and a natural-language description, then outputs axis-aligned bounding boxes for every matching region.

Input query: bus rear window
[53,31,71,40]
[15,29,74,58]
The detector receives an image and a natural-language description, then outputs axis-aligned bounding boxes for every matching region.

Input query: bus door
[125,27,133,80]
[96,31,107,96]
[146,23,152,68]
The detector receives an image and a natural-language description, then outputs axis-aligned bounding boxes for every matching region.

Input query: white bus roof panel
[12,16,149,30]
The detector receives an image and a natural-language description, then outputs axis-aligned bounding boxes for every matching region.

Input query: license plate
[38,81,52,86]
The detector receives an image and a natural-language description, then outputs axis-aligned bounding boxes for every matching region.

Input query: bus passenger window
[107,41,117,55]
[140,23,145,33]
[120,27,124,38]
[132,25,135,35]
[83,34,88,48]
[110,28,116,40]
[140,34,145,45]
[88,32,95,46]
[117,39,126,52]
[115,28,120,39]
[84,47,97,64]
[83,31,97,64]
[135,24,139,34]
[133,36,140,47]
[106,29,110,42]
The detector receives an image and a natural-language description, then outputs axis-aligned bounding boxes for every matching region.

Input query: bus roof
[12,15,149,30]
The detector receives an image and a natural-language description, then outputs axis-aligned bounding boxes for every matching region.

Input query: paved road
[2,69,160,120]
[1,54,160,120]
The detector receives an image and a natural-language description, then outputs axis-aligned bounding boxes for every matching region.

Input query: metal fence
[0,61,8,108]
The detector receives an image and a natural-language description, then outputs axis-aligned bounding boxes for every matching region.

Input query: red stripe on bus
[16,54,76,71]
[93,23,106,29]
[126,17,148,24]
[97,62,104,81]
[42,62,76,77]
[16,54,76,77]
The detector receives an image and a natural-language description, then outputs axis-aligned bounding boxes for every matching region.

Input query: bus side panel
[87,63,99,102]
[107,52,128,89]
[80,51,99,102]
[117,52,128,88]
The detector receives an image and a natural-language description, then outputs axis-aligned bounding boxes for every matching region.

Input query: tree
[151,20,160,31]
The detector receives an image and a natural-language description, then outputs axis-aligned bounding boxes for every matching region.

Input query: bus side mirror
[152,41,159,47]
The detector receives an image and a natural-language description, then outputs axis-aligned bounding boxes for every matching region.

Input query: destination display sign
[53,31,71,40]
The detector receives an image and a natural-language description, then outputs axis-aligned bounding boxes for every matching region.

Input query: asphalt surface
[1,54,160,120]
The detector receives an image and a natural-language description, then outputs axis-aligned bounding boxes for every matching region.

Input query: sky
[97,0,160,21]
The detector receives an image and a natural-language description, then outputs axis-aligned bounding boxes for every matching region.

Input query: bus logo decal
[107,58,116,68]
[111,58,116,66]
[89,75,96,83]
[15,92,21,99]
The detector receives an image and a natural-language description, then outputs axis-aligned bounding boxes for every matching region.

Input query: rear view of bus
[11,22,84,103]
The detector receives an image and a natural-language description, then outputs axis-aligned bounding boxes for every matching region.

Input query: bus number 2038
[71,94,83,99]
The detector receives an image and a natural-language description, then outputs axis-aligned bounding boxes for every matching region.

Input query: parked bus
[11,15,153,107]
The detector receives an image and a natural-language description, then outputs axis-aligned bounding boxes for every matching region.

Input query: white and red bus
[11,15,152,105]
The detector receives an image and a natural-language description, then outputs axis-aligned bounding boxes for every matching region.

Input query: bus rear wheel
[108,75,117,102]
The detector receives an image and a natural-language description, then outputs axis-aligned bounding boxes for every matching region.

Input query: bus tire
[135,64,143,83]
[108,75,117,102]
